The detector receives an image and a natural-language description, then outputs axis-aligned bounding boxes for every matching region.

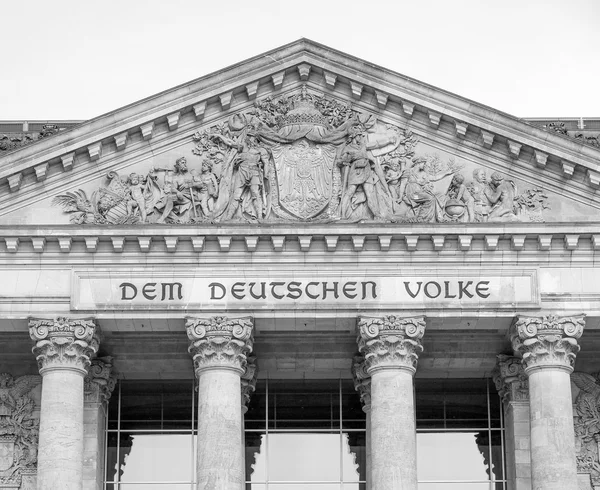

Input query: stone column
[357,315,426,490]
[241,355,258,484]
[186,316,254,490]
[510,314,585,490]
[29,317,99,490]
[352,354,372,490]
[493,355,531,490]
[83,357,116,490]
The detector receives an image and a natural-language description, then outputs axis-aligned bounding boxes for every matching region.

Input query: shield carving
[272,139,336,219]
[0,435,15,471]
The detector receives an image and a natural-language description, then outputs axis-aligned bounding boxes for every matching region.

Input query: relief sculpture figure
[150,157,193,223]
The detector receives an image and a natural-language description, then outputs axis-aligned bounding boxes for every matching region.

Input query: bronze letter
[231,282,246,300]
[287,281,302,300]
[249,282,267,300]
[342,282,357,299]
[476,281,491,298]
[361,281,378,300]
[209,282,226,300]
[120,282,137,301]
[424,281,442,299]
[161,282,183,301]
[458,281,474,299]
[142,283,157,300]
[404,282,422,299]
[305,282,320,300]
[270,282,286,300]
[322,282,339,300]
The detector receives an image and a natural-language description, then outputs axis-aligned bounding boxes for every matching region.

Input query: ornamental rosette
[29,317,100,375]
[357,316,426,374]
[510,315,585,373]
[351,354,371,412]
[186,316,254,375]
[492,355,528,403]
[241,355,258,412]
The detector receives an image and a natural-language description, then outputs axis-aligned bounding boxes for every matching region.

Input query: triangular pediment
[2,38,600,227]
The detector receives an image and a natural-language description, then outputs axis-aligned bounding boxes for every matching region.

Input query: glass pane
[342,379,366,430]
[343,485,366,490]
[105,432,119,483]
[265,433,341,481]
[245,486,266,490]
[245,433,266,482]
[119,381,193,430]
[269,486,341,489]
[416,379,489,429]
[489,387,502,428]
[107,387,119,429]
[268,379,340,429]
[490,430,504,480]
[245,380,266,430]
[119,485,194,489]
[117,433,194,482]
[417,432,491,481]
[342,432,365,482]
[418,484,491,490]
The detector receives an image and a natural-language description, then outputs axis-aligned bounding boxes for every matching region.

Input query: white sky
[1,0,599,121]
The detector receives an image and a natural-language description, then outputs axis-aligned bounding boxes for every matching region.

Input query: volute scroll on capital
[84,357,117,403]
[492,355,529,404]
[357,315,426,375]
[186,316,254,375]
[28,317,100,375]
[351,354,371,412]
[510,314,585,374]
[241,355,258,413]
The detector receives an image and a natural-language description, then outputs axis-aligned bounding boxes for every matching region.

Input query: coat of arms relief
[54,86,548,225]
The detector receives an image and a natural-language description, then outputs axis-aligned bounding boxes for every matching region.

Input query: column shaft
[38,370,85,489]
[197,369,244,489]
[370,369,417,490]
[528,368,577,490]
[504,401,531,490]
[365,410,372,490]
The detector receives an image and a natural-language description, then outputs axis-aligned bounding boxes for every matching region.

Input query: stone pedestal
[83,358,116,490]
[357,315,426,490]
[187,316,254,490]
[29,317,99,490]
[511,314,585,490]
[493,355,531,490]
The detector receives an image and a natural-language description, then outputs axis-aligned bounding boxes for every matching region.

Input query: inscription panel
[72,269,539,311]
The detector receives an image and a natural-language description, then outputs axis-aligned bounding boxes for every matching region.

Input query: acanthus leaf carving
[84,357,116,404]
[0,373,41,488]
[357,315,426,374]
[28,317,100,375]
[186,316,254,375]
[53,86,548,226]
[510,315,585,373]
[492,354,529,404]
[351,354,371,412]
[241,355,258,413]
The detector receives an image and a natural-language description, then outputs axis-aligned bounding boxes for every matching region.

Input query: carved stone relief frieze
[572,372,600,486]
[0,373,41,489]
[53,86,549,225]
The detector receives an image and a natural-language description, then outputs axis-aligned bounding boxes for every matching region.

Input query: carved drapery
[0,373,41,489]
[492,355,529,404]
[351,354,371,412]
[84,357,116,404]
[29,317,100,375]
[357,316,426,374]
[241,355,258,413]
[510,315,585,373]
[186,316,254,375]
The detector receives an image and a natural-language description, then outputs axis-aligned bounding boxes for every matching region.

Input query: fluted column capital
[510,314,585,374]
[241,355,258,414]
[357,315,426,375]
[84,357,117,403]
[351,354,371,413]
[29,317,100,376]
[186,316,254,376]
[492,354,529,404]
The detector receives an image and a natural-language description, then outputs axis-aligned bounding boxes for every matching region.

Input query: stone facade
[0,39,600,489]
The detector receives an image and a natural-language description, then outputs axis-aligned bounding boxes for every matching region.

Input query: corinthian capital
[186,316,254,376]
[357,315,426,375]
[241,355,258,413]
[351,354,371,412]
[84,357,117,403]
[510,315,585,374]
[29,317,100,375]
[492,355,529,404]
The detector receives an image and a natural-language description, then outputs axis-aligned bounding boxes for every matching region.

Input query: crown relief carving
[52,87,548,226]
